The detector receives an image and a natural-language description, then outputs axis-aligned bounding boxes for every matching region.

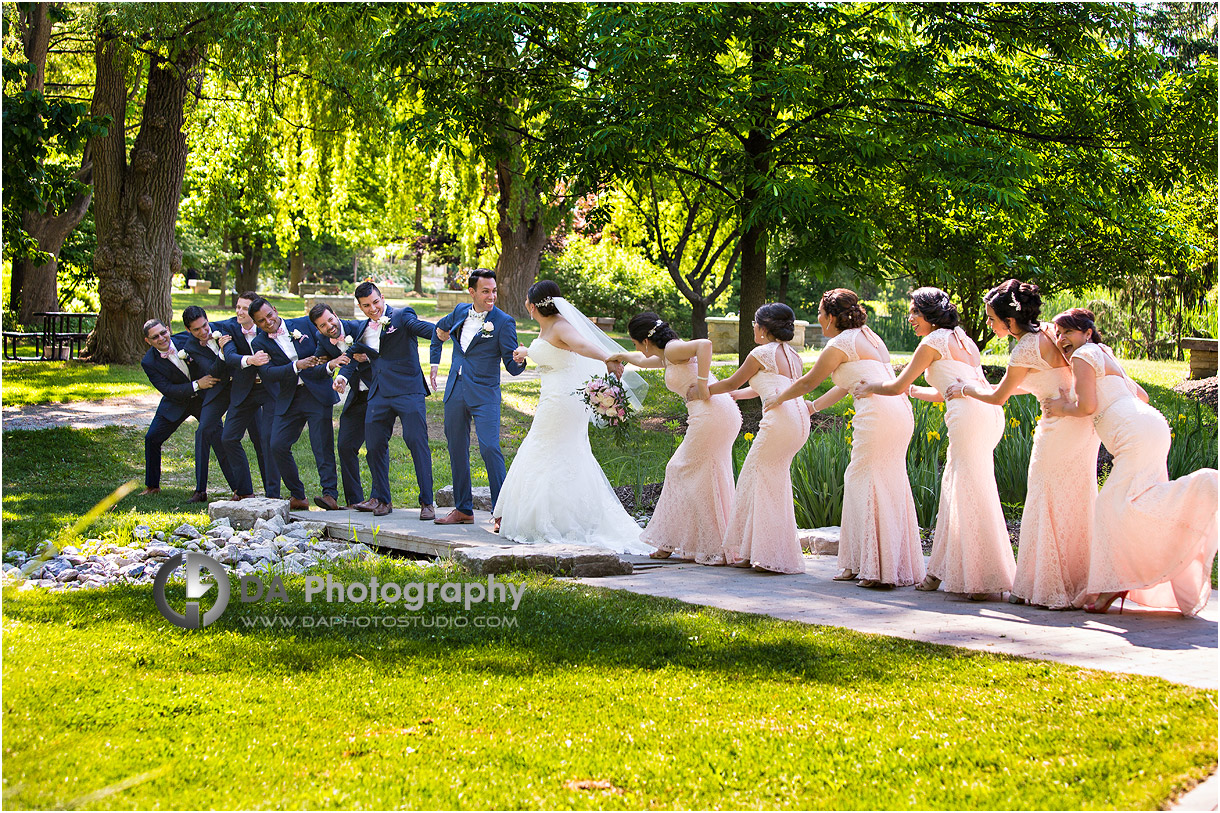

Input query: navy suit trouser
[444,386,506,515]
[200,391,241,493]
[270,386,338,500]
[365,392,432,507]
[145,399,227,492]
[223,383,277,497]
[338,388,369,505]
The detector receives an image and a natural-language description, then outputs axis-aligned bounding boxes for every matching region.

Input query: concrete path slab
[583,554,1219,690]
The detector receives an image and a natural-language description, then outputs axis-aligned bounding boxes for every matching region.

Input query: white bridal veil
[552,297,650,410]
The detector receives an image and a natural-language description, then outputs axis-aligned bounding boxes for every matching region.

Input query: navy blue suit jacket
[183,329,232,408]
[315,318,373,414]
[141,333,203,423]
[251,317,340,416]
[429,304,526,406]
[214,317,264,405]
[341,305,435,401]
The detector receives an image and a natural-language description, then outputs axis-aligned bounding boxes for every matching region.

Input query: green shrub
[1165,398,1220,480]
[792,421,850,527]
[539,237,690,326]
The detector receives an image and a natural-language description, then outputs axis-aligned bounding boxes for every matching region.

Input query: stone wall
[706,316,811,354]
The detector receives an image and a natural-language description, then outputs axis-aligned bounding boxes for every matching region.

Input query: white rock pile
[2,516,378,592]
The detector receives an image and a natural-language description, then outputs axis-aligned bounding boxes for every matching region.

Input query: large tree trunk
[493,159,548,320]
[690,299,708,339]
[235,234,263,294]
[288,247,304,295]
[87,36,198,363]
[736,16,774,365]
[414,252,424,294]
[12,2,93,323]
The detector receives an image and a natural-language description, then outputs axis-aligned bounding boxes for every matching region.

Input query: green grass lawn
[3,559,1215,810]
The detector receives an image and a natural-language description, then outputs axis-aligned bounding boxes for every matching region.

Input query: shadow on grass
[5,560,1078,692]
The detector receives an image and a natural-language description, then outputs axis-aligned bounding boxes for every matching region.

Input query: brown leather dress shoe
[233,493,254,501]
[373,499,393,517]
[140,487,161,497]
[288,497,309,511]
[313,495,340,511]
[418,504,436,521]
[353,498,378,513]
[187,491,208,504]
[434,509,474,525]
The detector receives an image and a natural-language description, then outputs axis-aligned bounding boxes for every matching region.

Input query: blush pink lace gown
[827,327,925,585]
[1008,330,1100,609]
[642,357,743,563]
[923,328,1016,594]
[723,342,810,574]
[1072,343,1217,616]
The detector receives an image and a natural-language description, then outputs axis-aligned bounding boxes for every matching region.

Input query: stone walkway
[591,554,1218,690]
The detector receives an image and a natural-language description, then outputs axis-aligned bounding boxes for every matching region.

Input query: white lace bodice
[1072,342,1140,413]
[923,328,987,395]
[748,342,802,406]
[1010,330,1074,402]
[826,327,898,388]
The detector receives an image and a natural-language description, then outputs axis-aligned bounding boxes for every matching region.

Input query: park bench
[1180,337,1218,379]
[2,331,43,361]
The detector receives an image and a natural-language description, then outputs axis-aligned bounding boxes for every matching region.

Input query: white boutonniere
[290,328,304,341]
[378,315,391,329]
[481,321,494,335]
[343,334,354,345]
[176,349,188,360]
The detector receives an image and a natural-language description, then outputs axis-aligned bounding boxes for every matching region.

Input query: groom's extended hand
[512,345,528,364]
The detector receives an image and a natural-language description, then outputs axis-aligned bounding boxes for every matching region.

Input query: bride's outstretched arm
[550,319,619,371]
[607,350,663,369]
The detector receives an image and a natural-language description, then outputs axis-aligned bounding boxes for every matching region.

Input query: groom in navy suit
[428,268,527,524]
[337,282,436,518]
[248,297,341,511]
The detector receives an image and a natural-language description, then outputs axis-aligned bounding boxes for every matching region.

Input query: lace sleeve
[1009,332,1043,370]
[921,330,948,360]
[1072,343,1106,377]
[825,328,859,362]
[748,343,774,373]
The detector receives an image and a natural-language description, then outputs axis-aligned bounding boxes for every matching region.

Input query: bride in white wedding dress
[492,280,652,554]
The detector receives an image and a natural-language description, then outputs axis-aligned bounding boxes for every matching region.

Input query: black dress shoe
[187,491,208,504]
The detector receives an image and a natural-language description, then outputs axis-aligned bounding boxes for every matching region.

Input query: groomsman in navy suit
[181,305,246,499]
[215,291,278,498]
[309,302,374,508]
[248,297,341,511]
[428,268,526,525]
[139,318,227,501]
[338,282,436,518]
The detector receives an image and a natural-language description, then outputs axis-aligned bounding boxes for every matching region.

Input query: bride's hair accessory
[646,319,664,339]
[535,296,555,308]
[1009,293,1021,312]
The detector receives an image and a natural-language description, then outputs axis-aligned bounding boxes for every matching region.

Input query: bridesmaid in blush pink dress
[856,287,1015,600]
[948,280,1100,610]
[769,289,924,588]
[708,303,810,574]
[609,313,742,564]
[1044,308,1218,617]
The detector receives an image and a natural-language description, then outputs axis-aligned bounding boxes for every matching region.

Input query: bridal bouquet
[577,373,634,444]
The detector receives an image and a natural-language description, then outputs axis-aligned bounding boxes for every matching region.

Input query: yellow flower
[1171,431,1175,439]
[1009,417,1020,428]
[1178,413,1186,421]
[846,435,853,446]
[743,432,755,442]
[1034,415,1042,423]
[935,402,945,411]
[845,408,855,416]
[926,430,941,442]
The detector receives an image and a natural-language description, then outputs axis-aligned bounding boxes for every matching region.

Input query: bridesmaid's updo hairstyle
[527,280,562,317]
[984,278,1041,333]
[819,288,867,330]
[1052,308,1103,344]
[910,287,960,330]
[628,312,679,348]
[754,303,796,342]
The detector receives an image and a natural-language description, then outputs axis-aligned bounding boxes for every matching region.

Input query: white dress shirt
[461,308,488,353]
[271,327,302,385]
